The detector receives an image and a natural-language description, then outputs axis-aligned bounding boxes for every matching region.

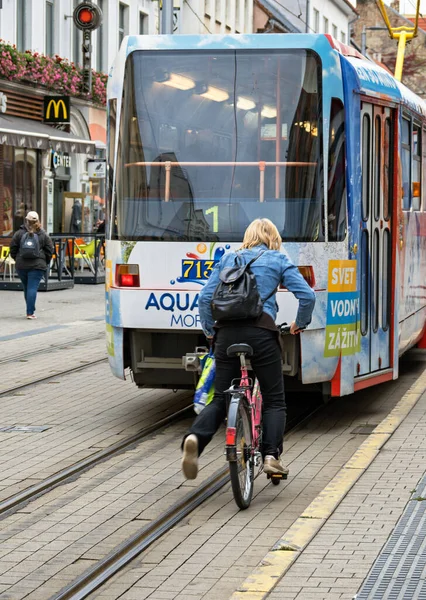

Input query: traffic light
[73,2,102,31]
[72,2,103,94]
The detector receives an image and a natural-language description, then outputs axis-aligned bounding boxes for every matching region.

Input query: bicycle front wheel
[226,394,254,510]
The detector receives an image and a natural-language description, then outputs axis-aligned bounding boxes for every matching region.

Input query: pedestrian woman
[181,218,316,480]
[10,211,54,319]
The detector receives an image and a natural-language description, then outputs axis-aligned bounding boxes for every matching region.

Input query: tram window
[372,228,380,333]
[360,228,369,336]
[382,228,391,331]
[327,98,346,241]
[374,115,381,222]
[413,124,421,211]
[402,117,411,211]
[362,114,370,222]
[383,117,392,221]
[113,49,323,242]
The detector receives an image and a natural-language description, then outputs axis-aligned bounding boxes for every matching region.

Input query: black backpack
[211,251,275,322]
[20,231,41,260]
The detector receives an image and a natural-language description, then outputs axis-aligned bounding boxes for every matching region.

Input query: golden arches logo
[46,99,68,120]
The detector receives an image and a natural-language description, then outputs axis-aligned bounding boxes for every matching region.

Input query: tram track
[49,403,323,600]
[0,403,193,520]
[0,333,105,366]
[0,356,108,398]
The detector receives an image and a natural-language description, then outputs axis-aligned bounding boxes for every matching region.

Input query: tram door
[358,103,393,376]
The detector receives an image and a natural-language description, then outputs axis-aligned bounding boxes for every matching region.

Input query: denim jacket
[198,245,316,337]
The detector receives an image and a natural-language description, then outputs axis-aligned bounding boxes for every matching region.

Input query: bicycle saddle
[227,343,253,357]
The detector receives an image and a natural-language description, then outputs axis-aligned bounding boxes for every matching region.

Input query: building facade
[254,0,357,39]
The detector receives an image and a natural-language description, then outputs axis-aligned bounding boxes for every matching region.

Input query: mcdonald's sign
[43,96,70,124]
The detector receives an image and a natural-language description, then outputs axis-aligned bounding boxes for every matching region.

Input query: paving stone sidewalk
[269,359,426,599]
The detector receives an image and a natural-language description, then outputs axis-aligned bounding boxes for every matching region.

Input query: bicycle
[224,323,296,510]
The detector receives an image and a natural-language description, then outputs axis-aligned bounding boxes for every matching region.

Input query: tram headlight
[116,264,140,288]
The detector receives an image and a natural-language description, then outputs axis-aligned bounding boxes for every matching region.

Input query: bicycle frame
[226,353,263,462]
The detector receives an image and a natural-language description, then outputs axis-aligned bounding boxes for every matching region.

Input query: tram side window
[361,114,370,221]
[412,124,421,211]
[402,117,411,211]
[327,98,346,241]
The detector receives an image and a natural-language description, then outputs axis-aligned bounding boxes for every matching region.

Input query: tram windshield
[113,49,323,242]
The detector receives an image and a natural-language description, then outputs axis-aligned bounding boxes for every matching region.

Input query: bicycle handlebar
[278,322,306,335]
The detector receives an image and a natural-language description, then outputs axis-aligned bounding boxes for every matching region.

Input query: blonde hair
[26,218,41,233]
[240,218,282,251]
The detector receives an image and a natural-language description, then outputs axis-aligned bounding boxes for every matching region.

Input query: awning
[0,115,96,154]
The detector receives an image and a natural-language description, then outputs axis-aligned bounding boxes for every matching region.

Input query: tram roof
[344,56,426,117]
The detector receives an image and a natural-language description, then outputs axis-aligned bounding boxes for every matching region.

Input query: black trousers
[187,326,286,458]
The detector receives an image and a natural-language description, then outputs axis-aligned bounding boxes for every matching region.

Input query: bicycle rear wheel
[226,394,254,510]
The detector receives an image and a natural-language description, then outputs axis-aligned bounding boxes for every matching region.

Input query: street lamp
[361,26,389,56]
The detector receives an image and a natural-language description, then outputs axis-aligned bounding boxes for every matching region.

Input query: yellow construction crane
[376,0,421,80]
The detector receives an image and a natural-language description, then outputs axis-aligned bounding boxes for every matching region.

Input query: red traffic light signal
[73,2,102,31]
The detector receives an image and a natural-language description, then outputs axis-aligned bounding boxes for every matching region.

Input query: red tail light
[226,427,237,445]
[116,264,140,287]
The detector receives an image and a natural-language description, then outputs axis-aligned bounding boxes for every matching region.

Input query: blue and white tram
[105,33,426,397]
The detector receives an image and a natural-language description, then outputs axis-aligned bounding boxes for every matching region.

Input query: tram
[105,33,426,398]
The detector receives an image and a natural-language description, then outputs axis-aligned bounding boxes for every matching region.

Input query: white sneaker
[181,434,199,480]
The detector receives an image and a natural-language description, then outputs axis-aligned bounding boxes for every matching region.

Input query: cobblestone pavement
[1,287,425,600]
[77,357,424,600]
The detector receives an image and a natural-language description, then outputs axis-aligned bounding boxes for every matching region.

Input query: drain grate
[0,425,50,433]
[351,424,379,435]
[354,472,426,599]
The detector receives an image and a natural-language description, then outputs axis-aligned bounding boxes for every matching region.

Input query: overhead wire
[271,0,316,33]
[183,0,212,33]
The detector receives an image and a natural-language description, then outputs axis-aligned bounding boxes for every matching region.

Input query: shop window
[327,98,346,240]
[0,146,14,236]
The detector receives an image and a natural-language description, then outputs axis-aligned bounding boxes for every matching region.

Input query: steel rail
[0,404,193,519]
[0,333,105,366]
[49,405,323,600]
[50,466,230,600]
[0,357,108,398]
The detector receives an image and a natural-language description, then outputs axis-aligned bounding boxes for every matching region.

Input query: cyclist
[181,218,316,480]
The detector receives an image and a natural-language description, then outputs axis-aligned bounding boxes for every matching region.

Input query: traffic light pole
[161,0,174,34]
[82,30,92,95]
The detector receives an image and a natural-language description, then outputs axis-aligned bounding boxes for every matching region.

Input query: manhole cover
[0,425,50,433]
[351,424,378,435]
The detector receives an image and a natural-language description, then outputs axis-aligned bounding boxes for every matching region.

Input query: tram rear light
[116,264,140,287]
[226,427,237,446]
